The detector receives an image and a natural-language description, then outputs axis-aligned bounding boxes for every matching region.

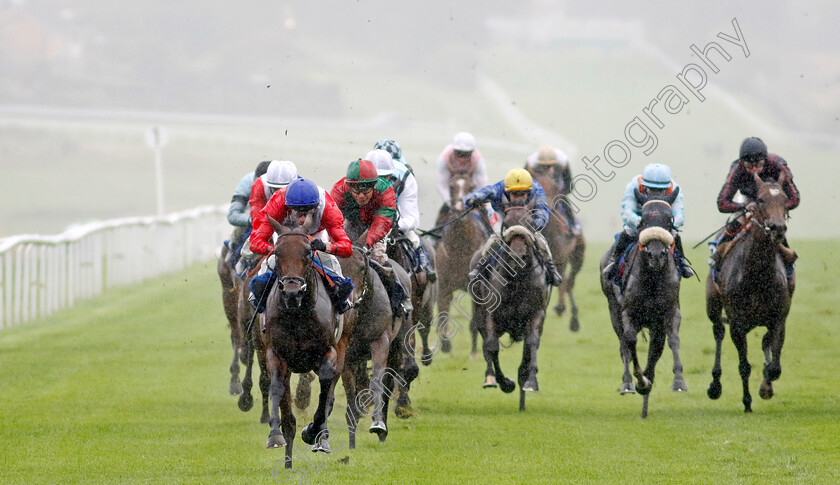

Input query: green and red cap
[346,159,379,186]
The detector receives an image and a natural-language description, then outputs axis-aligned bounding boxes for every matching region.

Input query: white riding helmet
[365,149,395,177]
[265,160,298,189]
[452,132,476,152]
[641,163,672,189]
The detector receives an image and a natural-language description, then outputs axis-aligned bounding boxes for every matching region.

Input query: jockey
[331,158,413,317]
[237,160,299,273]
[224,160,271,267]
[603,163,693,279]
[525,145,581,235]
[463,168,563,286]
[711,137,800,285]
[249,177,354,314]
[367,146,437,282]
[435,132,494,233]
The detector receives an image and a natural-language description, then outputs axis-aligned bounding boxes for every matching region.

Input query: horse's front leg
[368,332,391,438]
[265,347,288,450]
[486,314,515,393]
[302,347,342,452]
[668,308,687,392]
[279,369,296,469]
[706,275,725,400]
[520,311,544,393]
[622,311,650,395]
[760,320,786,400]
[730,327,752,412]
[238,307,256,411]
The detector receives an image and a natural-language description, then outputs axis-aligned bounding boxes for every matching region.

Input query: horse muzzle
[278,276,307,308]
[765,222,787,244]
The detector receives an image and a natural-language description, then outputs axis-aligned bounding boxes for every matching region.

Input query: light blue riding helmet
[641,163,672,189]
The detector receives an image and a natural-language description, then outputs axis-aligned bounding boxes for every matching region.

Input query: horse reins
[416,208,474,238]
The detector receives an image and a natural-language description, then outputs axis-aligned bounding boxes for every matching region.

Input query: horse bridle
[274,233,314,293]
[750,182,789,236]
[350,245,372,306]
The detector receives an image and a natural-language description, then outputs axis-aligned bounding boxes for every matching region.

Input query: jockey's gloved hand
[463,196,479,209]
[310,239,327,253]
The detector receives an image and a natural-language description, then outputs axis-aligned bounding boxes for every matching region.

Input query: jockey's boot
[603,231,634,279]
[679,258,695,278]
[672,234,695,279]
[248,272,275,314]
[545,260,563,286]
[325,277,353,314]
[779,242,797,297]
[380,263,413,319]
[416,246,437,283]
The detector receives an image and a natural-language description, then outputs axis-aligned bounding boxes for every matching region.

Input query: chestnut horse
[217,244,269,422]
[528,168,586,331]
[706,172,793,412]
[434,173,486,357]
[599,189,684,418]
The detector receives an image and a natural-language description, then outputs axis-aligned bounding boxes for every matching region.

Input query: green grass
[1,240,839,484]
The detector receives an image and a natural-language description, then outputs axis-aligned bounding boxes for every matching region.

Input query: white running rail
[0,205,229,329]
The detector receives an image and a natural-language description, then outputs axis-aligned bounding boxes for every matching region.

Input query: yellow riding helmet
[504,168,533,192]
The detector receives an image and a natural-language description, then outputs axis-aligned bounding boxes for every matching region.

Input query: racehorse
[599,188,684,418]
[217,244,269,423]
[470,202,550,411]
[528,168,585,331]
[434,172,487,357]
[386,231,438,417]
[261,215,346,468]
[706,171,793,413]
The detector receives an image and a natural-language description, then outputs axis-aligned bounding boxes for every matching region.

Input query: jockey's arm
[366,187,397,248]
[321,195,353,257]
[473,158,489,190]
[249,207,276,255]
[671,184,685,229]
[717,161,745,213]
[620,178,643,230]
[530,183,550,232]
[776,157,801,210]
[396,174,420,232]
[436,155,450,202]
[227,195,250,227]
[463,182,499,208]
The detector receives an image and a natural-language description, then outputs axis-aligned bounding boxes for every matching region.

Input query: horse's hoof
[402,364,419,384]
[522,379,539,392]
[554,303,566,316]
[635,377,652,396]
[312,437,331,454]
[619,382,636,394]
[759,380,774,400]
[441,339,452,353]
[569,317,579,332]
[229,380,243,395]
[483,375,498,388]
[469,352,478,361]
[301,423,317,445]
[260,412,270,424]
[369,420,387,439]
[707,382,722,400]
[266,432,286,449]
[499,377,516,394]
[395,395,413,419]
[238,393,254,412]
[671,379,688,392]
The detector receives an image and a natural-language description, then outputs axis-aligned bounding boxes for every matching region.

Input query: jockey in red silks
[236,160,298,274]
[249,177,354,314]
[331,158,412,318]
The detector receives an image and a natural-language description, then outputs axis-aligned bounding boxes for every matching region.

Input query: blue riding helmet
[285,178,319,207]
[641,163,672,189]
[374,139,403,162]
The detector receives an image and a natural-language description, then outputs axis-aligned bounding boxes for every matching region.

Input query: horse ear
[634,187,646,205]
[665,185,680,205]
[268,215,286,234]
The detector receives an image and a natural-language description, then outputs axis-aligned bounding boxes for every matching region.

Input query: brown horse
[434,172,486,357]
[261,217,346,468]
[386,232,438,417]
[599,189,684,418]
[217,244,269,423]
[528,168,585,331]
[470,203,550,411]
[706,172,793,413]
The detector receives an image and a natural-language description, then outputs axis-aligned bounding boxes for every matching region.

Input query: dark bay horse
[528,169,586,331]
[470,203,550,411]
[434,172,487,357]
[261,217,346,468]
[706,172,793,413]
[386,232,438,417]
[599,189,684,418]
[217,244,269,423]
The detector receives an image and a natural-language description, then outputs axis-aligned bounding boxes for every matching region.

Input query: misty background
[1,0,838,241]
